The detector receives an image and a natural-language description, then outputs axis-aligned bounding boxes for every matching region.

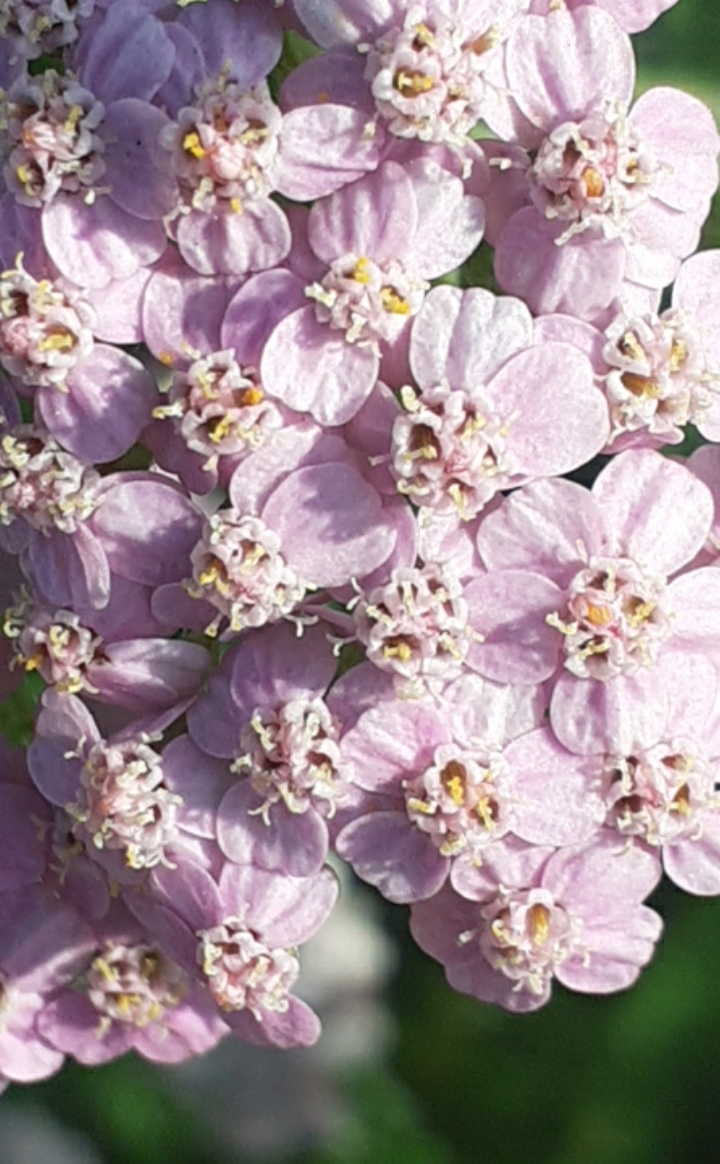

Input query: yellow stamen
[382,639,412,663]
[670,338,687,372]
[37,330,75,353]
[352,256,372,285]
[441,760,467,807]
[183,130,206,159]
[381,286,411,315]
[585,603,612,627]
[529,903,550,946]
[394,70,434,96]
[582,166,605,198]
[621,372,660,399]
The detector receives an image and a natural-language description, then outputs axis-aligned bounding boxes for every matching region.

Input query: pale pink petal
[550,670,668,756]
[664,813,720,895]
[176,200,291,277]
[630,88,720,213]
[276,105,385,201]
[506,8,635,133]
[261,306,379,425]
[477,478,606,586]
[495,208,625,318]
[221,270,306,363]
[262,462,396,587]
[410,285,534,391]
[592,449,713,575]
[39,346,156,463]
[404,159,485,279]
[42,195,166,289]
[336,812,448,903]
[465,571,562,683]
[506,727,605,846]
[487,343,611,474]
[308,161,417,265]
[667,569,720,662]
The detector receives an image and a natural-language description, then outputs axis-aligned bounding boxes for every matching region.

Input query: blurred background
[3,1,720,1161]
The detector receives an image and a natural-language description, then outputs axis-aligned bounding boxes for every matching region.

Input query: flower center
[0,70,106,207]
[234,699,343,820]
[0,0,95,57]
[68,740,181,871]
[0,426,101,534]
[165,76,281,215]
[305,253,427,352]
[0,255,95,389]
[87,942,186,1032]
[4,594,103,694]
[354,563,471,693]
[602,309,716,442]
[186,511,306,637]
[604,744,716,846]
[363,7,502,144]
[548,555,672,680]
[478,889,575,996]
[153,352,280,468]
[530,106,656,242]
[404,744,509,857]
[391,383,517,519]
[198,918,299,1017]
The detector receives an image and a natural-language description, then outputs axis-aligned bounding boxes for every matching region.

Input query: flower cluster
[0,0,718,1088]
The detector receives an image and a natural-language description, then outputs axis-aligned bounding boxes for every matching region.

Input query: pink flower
[411,833,662,1011]
[0,884,93,1084]
[486,8,719,317]
[38,902,227,1066]
[335,672,549,903]
[260,159,484,425]
[388,284,609,520]
[288,0,530,162]
[182,622,343,877]
[28,691,183,881]
[0,0,96,62]
[471,449,720,753]
[130,857,338,1048]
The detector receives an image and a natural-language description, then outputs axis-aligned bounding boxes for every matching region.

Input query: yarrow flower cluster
[1,0,720,1089]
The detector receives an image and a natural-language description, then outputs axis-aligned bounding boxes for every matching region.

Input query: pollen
[207,415,232,444]
[412,22,436,48]
[617,331,645,361]
[622,372,661,399]
[468,27,501,55]
[182,130,206,159]
[582,166,605,198]
[670,338,688,372]
[240,386,264,407]
[529,903,551,946]
[37,329,75,353]
[394,69,435,96]
[584,603,612,627]
[441,760,467,807]
[352,257,372,285]
[670,784,691,816]
[382,638,413,663]
[381,286,411,314]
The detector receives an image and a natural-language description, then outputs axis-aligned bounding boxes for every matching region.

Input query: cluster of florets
[0,0,719,1089]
